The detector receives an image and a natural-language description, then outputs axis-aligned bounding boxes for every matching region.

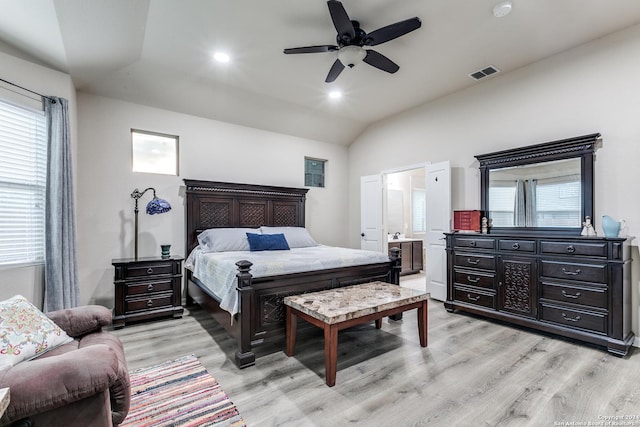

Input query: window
[131,129,179,175]
[0,99,47,265]
[305,157,325,188]
[412,188,426,233]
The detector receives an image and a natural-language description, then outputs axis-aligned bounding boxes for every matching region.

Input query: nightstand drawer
[127,279,174,296]
[124,263,174,278]
[126,293,173,313]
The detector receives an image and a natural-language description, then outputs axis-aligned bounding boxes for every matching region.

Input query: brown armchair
[0,305,130,427]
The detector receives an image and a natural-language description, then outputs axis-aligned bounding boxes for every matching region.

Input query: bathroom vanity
[388,238,423,275]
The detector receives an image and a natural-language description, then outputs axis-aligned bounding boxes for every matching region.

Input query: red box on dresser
[453,210,482,232]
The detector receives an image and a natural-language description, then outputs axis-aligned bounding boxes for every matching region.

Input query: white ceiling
[2,0,640,145]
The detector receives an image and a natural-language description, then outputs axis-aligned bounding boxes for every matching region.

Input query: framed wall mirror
[476,133,600,234]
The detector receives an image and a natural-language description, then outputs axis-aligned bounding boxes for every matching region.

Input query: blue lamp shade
[146,197,171,215]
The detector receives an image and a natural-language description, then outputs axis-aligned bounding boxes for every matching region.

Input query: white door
[360,174,383,252]
[425,161,451,301]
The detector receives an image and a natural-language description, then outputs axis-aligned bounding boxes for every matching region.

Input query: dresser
[444,233,634,355]
[112,256,184,328]
[388,239,423,275]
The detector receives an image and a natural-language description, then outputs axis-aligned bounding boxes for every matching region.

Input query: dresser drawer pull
[566,245,575,253]
[466,258,480,265]
[147,284,154,292]
[512,243,520,250]
[561,268,581,276]
[561,290,581,299]
[147,300,153,308]
[468,241,476,247]
[467,275,481,283]
[146,268,154,275]
[466,293,481,302]
[561,313,581,322]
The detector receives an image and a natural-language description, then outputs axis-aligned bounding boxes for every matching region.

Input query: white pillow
[0,295,73,370]
[260,226,318,248]
[197,228,261,252]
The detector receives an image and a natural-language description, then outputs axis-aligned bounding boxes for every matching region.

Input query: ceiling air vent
[469,65,500,80]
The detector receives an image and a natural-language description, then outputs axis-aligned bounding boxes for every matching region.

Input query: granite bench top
[283,281,429,325]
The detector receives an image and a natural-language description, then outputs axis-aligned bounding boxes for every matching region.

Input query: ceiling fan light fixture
[328,90,342,99]
[213,51,230,63]
[337,46,366,68]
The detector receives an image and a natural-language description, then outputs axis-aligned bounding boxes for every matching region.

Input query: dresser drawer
[540,241,607,257]
[540,282,607,309]
[127,279,174,296]
[540,260,607,283]
[453,236,495,250]
[454,253,495,271]
[453,287,496,309]
[499,239,535,253]
[123,262,174,278]
[125,293,174,313]
[540,303,607,334]
[454,270,495,289]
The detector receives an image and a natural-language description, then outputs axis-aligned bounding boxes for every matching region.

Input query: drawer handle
[467,258,480,265]
[467,293,481,302]
[147,284,154,292]
[467,275,481,283]
[146,268,154,274]
[468,241,477,247]
[561,313,581,322]
[562,268,581,276]
[561,290,581,299]
[566,245,575,253]
[147,300,153,308]
[512,243,520,250]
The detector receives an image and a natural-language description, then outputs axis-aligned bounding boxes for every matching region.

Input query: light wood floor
[111,277,640,427]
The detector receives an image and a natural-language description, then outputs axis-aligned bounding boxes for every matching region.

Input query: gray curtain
[44,97,79,311]
[514,179,527,227]
[525,179,537,227]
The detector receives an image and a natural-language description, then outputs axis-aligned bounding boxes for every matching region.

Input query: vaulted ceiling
[2,0,640,145]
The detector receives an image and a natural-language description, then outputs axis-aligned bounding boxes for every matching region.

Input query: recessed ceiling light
[328,90,342,99]
[493,1,512,18]
[213,52,230,63]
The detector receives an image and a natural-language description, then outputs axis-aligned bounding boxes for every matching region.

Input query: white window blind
[0,99,47,265]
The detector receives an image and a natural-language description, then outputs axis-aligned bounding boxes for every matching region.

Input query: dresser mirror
[476,133,600,234]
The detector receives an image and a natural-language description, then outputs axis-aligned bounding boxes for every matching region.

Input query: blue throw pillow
[246,233,290,251]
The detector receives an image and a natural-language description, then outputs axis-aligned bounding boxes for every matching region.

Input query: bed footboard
[233,247,402,369]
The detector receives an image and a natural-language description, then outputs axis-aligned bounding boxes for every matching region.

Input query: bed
[183,179,401,368]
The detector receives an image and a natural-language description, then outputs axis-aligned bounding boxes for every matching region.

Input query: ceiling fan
[284,0,421,83]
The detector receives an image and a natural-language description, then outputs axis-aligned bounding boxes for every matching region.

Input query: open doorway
[383,167,427,290]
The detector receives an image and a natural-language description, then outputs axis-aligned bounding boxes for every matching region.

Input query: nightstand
[111,256,184,328]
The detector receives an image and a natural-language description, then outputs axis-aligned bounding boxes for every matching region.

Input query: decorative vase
[160,244,171,258]
[601,215,622,238]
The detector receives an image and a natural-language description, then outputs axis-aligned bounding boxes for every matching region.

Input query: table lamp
[131,187,171,259]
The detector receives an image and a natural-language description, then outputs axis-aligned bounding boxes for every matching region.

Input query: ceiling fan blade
[363,50,399,74]
[283,45,339,54]
[327,0,355,40]
[325,59,345,83]
[365,17,422,46]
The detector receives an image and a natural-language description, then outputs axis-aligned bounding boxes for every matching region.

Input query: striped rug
[121,355,246,427]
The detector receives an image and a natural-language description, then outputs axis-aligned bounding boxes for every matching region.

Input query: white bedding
[184,245,391,316]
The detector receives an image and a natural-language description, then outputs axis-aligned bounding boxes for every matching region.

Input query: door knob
[361,233,365,237]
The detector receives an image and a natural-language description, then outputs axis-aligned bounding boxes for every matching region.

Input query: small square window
[131,129,179,175]
[305,157,326,188]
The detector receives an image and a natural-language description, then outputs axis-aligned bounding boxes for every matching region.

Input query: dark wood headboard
[184,180,309,254]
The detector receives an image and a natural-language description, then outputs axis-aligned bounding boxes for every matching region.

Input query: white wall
[76,93,349,307]
[348,24,640,337]
[0,50,77,308]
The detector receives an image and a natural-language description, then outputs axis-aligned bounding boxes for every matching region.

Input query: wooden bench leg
[286,306,297,356]
[375,318,382,329]
[324,324,338,387]
[417,300,428,347]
